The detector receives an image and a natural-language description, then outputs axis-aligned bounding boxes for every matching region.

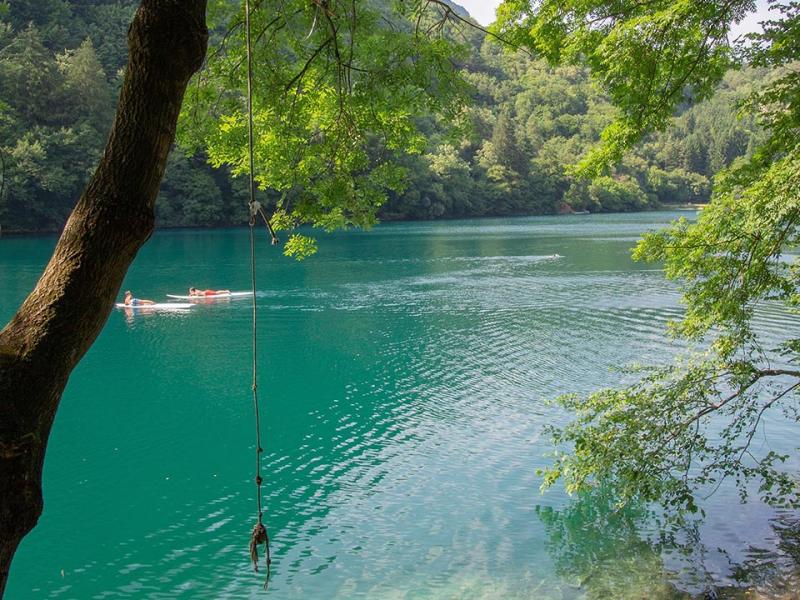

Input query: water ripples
[6,212,800,599]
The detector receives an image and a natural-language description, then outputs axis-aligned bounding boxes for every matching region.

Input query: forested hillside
[0,0,764,231]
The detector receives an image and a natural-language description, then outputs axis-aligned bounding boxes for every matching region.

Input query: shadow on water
[537,489,800,599]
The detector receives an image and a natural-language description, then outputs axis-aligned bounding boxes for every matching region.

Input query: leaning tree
[0,1,208,592]
[0,0,469,592]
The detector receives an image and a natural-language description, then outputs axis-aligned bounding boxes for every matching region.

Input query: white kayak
[166,291,251,300]
[116,302,194,310]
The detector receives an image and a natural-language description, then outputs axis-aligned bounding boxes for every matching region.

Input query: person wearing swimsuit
[189,287,231,296]
[123,291,155,306]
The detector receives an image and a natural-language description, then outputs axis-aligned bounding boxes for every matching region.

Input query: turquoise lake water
[2,212,799,599]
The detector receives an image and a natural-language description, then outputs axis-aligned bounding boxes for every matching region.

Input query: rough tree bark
[0,1,208,594]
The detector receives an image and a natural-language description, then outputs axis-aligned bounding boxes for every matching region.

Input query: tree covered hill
[0,0,764,231]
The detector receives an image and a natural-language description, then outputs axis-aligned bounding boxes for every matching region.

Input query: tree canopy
[495,0,800,515]
[177,0,470,256]
[0,0,769,234]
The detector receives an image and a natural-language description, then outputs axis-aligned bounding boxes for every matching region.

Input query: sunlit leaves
[495,0,751,175]
[508,0,800,517]
[283,233,318,260]
[637,149,800,345]
[179,0,469,257]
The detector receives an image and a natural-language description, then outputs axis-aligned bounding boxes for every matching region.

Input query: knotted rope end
[249,521,269,572]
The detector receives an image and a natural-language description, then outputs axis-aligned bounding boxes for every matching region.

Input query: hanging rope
[243,0,274,589]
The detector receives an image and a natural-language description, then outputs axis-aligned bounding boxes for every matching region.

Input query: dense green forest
[0,0,765,231]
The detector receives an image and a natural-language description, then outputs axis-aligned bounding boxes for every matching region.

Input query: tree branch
[422,0,533,57]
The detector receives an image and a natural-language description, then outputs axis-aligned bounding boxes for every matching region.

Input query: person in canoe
[189,287,231,297]
[123,290,155,306]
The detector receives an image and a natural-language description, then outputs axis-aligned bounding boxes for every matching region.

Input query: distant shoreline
[0,204,705,237]
[670,203,706,210]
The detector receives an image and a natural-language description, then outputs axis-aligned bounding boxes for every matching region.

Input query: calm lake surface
[3,212,799,599]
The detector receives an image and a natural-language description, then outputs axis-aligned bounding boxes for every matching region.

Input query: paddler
[123,290,155,306]
[189,287,231,296]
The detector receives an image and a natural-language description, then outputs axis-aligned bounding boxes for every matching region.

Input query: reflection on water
[725,512,800,598]
[538,490,800,599]
[1,212,799,598]
[538,491,696,600]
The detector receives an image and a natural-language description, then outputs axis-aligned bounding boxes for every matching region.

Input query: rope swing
[243,0,278,588]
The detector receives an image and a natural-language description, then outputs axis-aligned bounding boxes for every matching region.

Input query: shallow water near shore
[2,212,799,599]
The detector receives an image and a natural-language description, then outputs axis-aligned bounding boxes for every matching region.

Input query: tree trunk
[0,1,207,595]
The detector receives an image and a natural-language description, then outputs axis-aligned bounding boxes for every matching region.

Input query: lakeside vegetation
[496,0,800,520]
[0,0,764,232]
